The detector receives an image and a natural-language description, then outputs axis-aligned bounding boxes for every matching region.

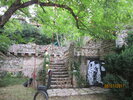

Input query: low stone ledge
[47,87,109,97]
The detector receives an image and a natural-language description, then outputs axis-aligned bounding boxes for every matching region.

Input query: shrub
[72,58,87,87]
[0,34,12,53]
[104,45,133,100]
[0,72,27,87]
[103,74,128,100]
[126,32,133,47]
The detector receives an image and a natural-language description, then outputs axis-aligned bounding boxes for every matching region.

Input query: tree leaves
[0,0,133,41]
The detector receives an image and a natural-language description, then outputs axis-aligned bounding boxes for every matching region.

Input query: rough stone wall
[0,40,115,79]
[80,57,87,79]
[83,39,115,59]
[0,55,43,77]
[84,39,102,49]
[9,43,67,57]
[79,39,115,84]
[0,44,67,77]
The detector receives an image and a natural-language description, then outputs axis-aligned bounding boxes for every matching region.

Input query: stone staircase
[49,60,72,88]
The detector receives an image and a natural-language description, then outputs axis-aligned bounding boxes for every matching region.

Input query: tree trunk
[0,2,21,28]
[56,33,61,46]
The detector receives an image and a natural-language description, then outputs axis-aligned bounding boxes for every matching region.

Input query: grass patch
[0,85,36,100]
[0,75,27,87]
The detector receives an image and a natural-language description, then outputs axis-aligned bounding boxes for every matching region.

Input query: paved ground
[48,87,109,97]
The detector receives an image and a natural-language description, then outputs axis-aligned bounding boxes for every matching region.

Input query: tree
[16,23,54,44]
[0,0,79,28]
[0,0,133,39]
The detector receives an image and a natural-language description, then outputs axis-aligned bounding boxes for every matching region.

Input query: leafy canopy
[0,0,133,40]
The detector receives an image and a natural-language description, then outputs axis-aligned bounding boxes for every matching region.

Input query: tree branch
[0,1,79,29]
[39,2,79,29]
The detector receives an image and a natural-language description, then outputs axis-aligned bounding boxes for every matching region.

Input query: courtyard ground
[0,85,117,100]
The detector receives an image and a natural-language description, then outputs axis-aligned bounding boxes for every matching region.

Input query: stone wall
[73,39,114,58]
[75,39,115,85]
[0,44,67,77]
[0,39,115,80]
[100,40,115,60]
[9,43,67,57]
[0,55,43,77]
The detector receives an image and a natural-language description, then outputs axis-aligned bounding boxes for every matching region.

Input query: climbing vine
[37,52,50,85]
[68,52,86,87]
[72,58,86,87]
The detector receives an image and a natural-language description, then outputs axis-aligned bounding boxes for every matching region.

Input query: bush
[0,72,27,87]
[0,34,12,53]
[6,23,53,45]
[126,33,133,47]
[71,58,87,87]
[104,46,133,100]
[103,74,128,100]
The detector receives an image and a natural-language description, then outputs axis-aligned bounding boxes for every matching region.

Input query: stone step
[52,71,68,75]
[49,58,72,88]
[50,59,64,61]
[51,80,71,83]
[46,78,71,83]
[51,81,71,85]
[51,78,71,82]
[46,73,69,78]
[52,69,67,72]
[50,62,64,65]
[50,84,72,88]
[51,67,67,70]
[50,64,64,67]
[52,74,69,78]
[51,78,71,81]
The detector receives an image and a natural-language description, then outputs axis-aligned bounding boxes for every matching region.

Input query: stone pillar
[72,70,78,88]
[80,57,87,80]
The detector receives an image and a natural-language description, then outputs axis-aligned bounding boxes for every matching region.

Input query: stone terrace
[48,87,109,97]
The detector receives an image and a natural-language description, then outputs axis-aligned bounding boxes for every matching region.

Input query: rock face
[116,30,128,47]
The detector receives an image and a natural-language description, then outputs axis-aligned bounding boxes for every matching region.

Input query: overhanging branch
[0,0,79,29]
[39,2,79,29]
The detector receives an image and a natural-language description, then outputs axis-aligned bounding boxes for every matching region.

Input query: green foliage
[0,34,12,53]
[104,34,133,99]
[73,70,87,87]
[3,22,53,45]
[71,57,87,87]
[1,0,133,42]
[105,46,133,78]
[4,19,23,34]
[35,7,79,45]
[103,74,128,100]
[126,33,133,47]
[37,53,50,85]
[0,72,27,87]
[104,74,128,85]
[14,23,52,44]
